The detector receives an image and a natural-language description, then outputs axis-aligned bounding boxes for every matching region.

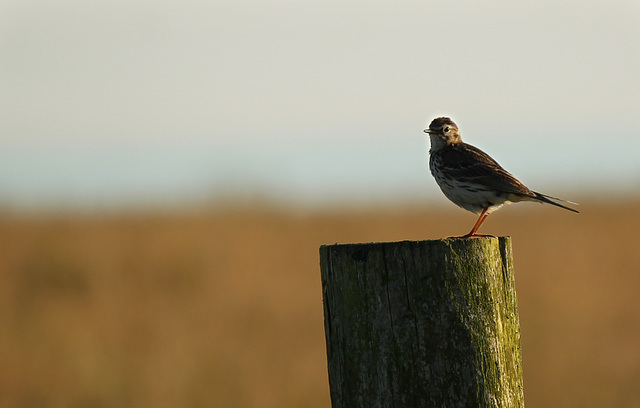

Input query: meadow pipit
[425,117,578,238]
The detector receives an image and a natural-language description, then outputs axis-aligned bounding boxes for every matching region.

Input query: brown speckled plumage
[425,117,578,238]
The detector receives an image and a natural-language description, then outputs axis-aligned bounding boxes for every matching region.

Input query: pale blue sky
[1,0,639,210]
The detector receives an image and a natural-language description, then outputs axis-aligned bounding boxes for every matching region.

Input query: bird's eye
[443,126,450,133]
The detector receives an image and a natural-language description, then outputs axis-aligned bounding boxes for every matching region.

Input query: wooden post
[319,237,524,408]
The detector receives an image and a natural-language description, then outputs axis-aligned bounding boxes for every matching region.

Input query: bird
[424,116,578,238]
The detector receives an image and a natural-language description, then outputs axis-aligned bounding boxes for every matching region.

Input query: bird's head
[424,117,461,152]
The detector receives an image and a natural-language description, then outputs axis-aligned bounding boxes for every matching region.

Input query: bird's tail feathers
[529,191,580,213]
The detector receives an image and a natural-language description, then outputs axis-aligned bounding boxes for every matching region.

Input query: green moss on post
[320,237,524,408]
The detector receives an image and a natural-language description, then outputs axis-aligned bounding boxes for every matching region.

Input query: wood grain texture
[320,237,524,408]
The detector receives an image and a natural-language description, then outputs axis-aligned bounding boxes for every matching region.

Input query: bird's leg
[463,207,493,238]
[449,207,494,239]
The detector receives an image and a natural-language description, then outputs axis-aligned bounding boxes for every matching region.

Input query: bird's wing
[438,143,533,196]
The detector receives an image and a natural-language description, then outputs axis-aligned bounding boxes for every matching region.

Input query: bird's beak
[424,129,434,134]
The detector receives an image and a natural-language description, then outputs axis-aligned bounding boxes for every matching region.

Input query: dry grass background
[1,198,639,408]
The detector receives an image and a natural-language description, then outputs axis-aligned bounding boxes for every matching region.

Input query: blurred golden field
[1,198,640,408]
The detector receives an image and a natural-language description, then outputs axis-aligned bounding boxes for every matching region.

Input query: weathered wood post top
[320,237,524,408]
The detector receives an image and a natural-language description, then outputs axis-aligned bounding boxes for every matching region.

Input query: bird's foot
[447,233,496,239]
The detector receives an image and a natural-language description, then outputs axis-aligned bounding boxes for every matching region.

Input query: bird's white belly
[434,173,509,215]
